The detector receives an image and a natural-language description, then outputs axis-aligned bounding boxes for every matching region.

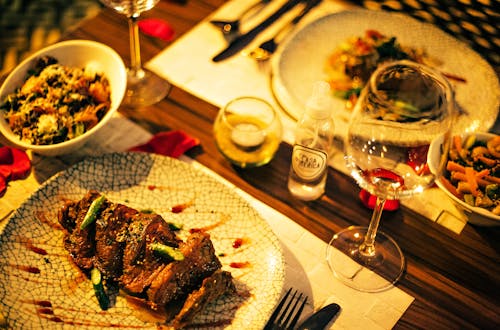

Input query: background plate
[271,9,500,138]
[0,153,285,329]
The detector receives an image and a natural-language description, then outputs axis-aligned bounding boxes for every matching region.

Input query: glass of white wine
[214,97,282,168]
[326,60,454,292]
[99,0,171,108]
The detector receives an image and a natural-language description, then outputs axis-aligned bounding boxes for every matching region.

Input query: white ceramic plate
[0,153,285,329]
[271,9,500,138]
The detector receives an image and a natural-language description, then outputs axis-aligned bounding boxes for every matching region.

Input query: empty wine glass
[100,0,171,108]
[326,60,454,292]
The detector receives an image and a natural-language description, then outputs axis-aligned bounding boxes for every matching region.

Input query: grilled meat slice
[147,231,222,308]
[94,204,138,280]
[170,270,236,329]
[58,190,103,270]
[120,213,181,295]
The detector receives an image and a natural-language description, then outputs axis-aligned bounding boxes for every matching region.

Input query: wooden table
[3,0,500,328]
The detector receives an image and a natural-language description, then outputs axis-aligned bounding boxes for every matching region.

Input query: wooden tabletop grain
[4,0,500,328]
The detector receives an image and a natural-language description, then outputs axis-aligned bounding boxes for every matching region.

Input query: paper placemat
[146,0,469,233]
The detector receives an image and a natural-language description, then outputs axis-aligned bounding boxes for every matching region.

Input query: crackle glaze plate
[0,152,285,329]
[271,9,500,138]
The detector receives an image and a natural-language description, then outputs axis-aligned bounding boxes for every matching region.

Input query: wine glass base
[122,69,171,108]
[326,226,405,292]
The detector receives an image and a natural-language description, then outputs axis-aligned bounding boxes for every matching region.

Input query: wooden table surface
[3,0,500,329]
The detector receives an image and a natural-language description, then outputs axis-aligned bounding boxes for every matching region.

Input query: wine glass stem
[359,197,386,257]
[127,15,143,77]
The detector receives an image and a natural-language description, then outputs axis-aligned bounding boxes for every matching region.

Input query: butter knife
[296,303,341,330]
[212,0,304,62]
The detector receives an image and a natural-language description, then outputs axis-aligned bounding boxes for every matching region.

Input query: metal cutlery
[264,288,308,330]
[296,302,341,330]
[212,0,304,62]
[210,0,273,39]
[248,0,322,61]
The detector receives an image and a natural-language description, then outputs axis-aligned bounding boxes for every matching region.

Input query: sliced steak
[147,231,222,308]
[58,190,103,270]
[93,204,138,280]
[120,213,181,295]
[58,192,236,327]
[170,270,236,329]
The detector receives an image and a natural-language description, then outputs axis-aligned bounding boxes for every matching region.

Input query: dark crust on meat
[94,204,138,280]
[120,213,181,294]
[147,231,222,308]
[170,270,236,329]
[58,190,102,270]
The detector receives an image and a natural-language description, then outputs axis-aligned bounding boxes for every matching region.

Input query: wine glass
[100,0,171,108]
[326,60,454,292]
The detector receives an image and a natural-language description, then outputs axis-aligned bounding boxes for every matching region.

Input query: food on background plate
[441,134,500,214]
[58,190,236,329]
[0,56,111,145]
[324,29,434,105]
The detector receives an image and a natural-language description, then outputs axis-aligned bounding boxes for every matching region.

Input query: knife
[296,303,341,330]
[212,0,304,62]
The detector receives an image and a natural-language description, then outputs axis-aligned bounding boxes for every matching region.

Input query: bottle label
[291,145,327,181]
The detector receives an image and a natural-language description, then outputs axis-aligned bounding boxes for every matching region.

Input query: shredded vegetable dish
[324,30,431,104]
[0,56,111,145]
[441,134,500,215]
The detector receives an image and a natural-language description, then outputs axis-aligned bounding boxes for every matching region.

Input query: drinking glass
[326,60,454,292]
[213,96,282,168]
[100,0,171,108]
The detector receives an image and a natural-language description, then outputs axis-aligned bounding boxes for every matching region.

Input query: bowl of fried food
[428,131,500,226]
[0,40,126,156]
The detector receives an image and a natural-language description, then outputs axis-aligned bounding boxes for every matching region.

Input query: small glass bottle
[288,81,335,200]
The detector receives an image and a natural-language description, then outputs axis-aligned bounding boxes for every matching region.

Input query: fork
[247,0,322,61]
[264,288,308,330]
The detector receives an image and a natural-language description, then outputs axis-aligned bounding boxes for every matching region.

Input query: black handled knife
[212,0,304,62]
[296,303,341,330]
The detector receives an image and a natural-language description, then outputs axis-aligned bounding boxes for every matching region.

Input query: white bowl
[428,132,500,226]
[0,40,126,156]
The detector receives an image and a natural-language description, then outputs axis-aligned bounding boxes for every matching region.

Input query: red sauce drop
[232,238,243,249]
[14,264,40,274]
[26,240,48,255]
[229,261,251,269]
[171,204,187,213]
[148,185,156,190]
[35,300,52,308]
[37,308,54,315]
[189,221,223,234]
[50,316,63,323]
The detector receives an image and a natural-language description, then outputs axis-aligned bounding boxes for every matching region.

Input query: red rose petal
[138,18,175,42]
[0,146,14,180]
[129,130,200,158]
[359,189,400,211]
[0,147,31,183]
[0,147,31,192]
[0,146,14,164]
[9,148,31,180]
